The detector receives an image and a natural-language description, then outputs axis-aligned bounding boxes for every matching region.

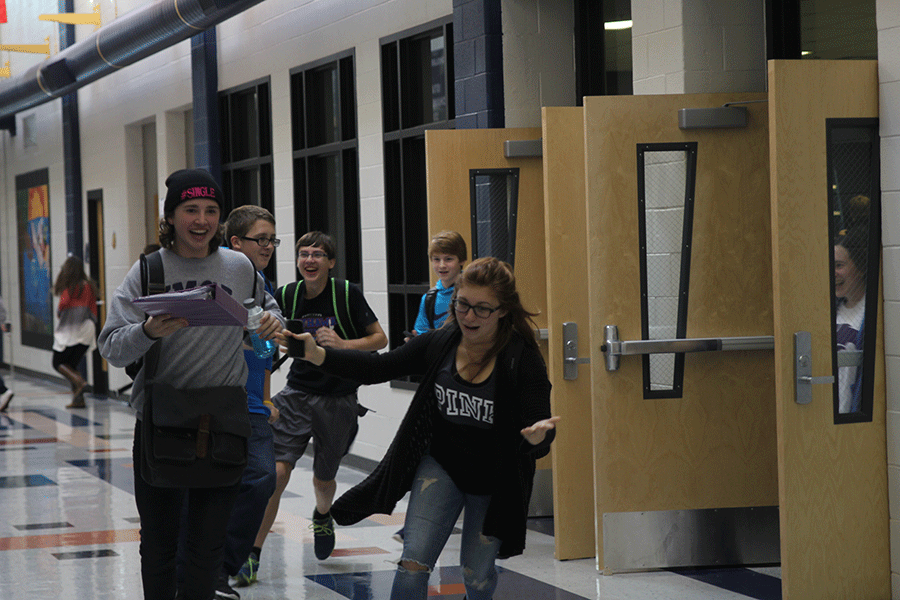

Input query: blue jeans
[223,412,276,575]
[391,454,501,600]
[133,422,239,600]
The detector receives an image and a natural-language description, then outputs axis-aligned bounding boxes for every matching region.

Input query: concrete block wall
[501,0,575,128]
[878,0,900,595]
[631,0,766,95]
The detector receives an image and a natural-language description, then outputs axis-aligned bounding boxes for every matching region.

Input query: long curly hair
[445,257,539,362]
[53,256,98,298]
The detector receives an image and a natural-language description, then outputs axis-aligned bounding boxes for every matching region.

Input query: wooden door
[768,60,889,599]
[425,128,545,321]
[583,93,778,570]
[541,107,596,559]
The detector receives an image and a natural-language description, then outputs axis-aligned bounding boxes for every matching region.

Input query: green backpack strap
[275,281,303,319]
[277,278,358,340]
[330,278,359,340]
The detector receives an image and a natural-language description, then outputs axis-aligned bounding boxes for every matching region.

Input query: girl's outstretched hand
[278,330,326,365]
[520,416,561,446]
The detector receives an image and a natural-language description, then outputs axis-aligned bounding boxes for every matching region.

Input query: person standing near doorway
[52,255,98,409]
[411,230,467,336]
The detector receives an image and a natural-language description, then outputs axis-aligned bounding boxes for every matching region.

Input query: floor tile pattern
[0,370,781,599]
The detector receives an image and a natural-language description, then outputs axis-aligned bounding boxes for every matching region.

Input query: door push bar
[602,325,774,372]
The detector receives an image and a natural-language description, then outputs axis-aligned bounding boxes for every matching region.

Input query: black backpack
[125,251,164,379]
[423,287,439,329]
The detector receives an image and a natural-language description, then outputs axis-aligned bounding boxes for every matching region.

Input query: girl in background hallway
[52,256,98,409]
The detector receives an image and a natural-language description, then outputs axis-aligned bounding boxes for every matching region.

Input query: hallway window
[291,51,361,285]
[220,78,275,282]
[767,0,876,59]
[382,18,454,365]
[575,0,633,101]
[637,143,698,399]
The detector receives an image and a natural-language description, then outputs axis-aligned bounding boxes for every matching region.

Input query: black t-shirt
[429,348,500,495]
[283,280,378,396]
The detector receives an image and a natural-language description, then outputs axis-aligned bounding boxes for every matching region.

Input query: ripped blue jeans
[391,454,501,600]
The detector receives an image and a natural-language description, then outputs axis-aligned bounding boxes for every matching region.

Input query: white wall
[502,0,576,127]
[877,0,900,595]
[631,0,766,94]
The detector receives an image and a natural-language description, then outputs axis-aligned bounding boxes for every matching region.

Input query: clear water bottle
[244,299,277,359]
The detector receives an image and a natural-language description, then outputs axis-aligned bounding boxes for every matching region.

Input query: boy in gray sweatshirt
[98,168,283,600]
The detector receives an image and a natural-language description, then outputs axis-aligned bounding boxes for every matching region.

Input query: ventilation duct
[0,0,268,121]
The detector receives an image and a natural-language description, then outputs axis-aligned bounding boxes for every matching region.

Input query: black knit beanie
[163,169,224,215]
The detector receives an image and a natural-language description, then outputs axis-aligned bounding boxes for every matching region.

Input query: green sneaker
[234,552,259,587]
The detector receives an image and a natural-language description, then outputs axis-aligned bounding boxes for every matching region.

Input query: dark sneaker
[0,390,13,412]
[234,552,259,587]
[214,569,240,599]
[310,509,335,560]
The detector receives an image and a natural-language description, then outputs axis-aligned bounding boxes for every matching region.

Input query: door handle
[794,330,834,405]
[562,322,590,380]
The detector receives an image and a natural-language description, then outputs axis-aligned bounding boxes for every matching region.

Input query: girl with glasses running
[282,256,559,600]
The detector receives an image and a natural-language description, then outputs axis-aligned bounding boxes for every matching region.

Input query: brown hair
[446,256,539,361]
[428,230,467,263]
[157,216,225,254]
[54,255,99,298]
[835,226,868,276]
[225,205,276,247]
[295,231,336,259]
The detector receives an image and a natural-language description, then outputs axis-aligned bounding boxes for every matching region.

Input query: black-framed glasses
[241,236,281,248]
[298,251,329,260]
[452,298,500,319]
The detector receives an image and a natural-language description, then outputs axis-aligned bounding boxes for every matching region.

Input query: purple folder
[133,283,248,327]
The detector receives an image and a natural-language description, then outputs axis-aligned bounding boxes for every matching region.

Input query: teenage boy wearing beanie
[99,169,284,600]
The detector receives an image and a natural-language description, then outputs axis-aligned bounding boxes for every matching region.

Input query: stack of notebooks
[133,284,248,327]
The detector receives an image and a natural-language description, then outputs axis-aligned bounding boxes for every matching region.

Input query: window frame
[381,17,455,389]
[290,50,361,286]
[219,76,276,284]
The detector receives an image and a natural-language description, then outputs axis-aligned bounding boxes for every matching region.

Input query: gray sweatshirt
[98,247,284,417]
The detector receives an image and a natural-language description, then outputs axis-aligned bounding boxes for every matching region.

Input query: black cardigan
[325,325,554,558]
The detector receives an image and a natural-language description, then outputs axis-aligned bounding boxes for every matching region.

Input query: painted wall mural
[15,169,53,350]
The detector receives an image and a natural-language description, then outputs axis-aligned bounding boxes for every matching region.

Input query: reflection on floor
[0,371,781,599]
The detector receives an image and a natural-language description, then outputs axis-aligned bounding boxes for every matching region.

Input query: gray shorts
[270,384,359,481]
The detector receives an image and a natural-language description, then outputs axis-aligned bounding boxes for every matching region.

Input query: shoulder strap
[330,278,358,340]
[276,281,300,318]
[139,250,165,379]
[424,287,439,329]
[140,250,164,297]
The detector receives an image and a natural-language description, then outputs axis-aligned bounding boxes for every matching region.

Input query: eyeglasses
[241,236,281,248]
[452,298,500,319]
[298,251,329,260]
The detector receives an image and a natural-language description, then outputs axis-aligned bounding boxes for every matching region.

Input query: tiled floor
[0,371,782,599]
